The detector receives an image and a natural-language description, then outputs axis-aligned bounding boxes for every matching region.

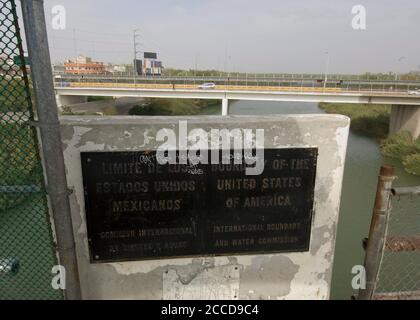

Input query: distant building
[64,55,106,74]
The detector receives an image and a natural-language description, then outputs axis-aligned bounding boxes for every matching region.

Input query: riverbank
[319,102,420,175]
[61,97,147,116]
[128,98,220,116]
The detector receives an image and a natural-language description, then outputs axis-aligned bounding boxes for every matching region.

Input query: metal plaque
[81,149,318,263]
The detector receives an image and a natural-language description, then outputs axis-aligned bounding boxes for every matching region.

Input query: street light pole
[395,56,405,82]
[194,53,199,84]
[133,29,141,88]
[323,51,330,91]
[194,53,198,77]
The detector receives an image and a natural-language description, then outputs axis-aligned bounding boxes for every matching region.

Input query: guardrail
[52,70,420,82]
[54,81,420,97]
[51,70,420,93]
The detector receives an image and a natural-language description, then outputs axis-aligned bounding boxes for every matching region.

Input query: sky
[31,0,420,74]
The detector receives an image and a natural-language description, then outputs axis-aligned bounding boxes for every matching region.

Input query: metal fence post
[358,165,396,300]
[20,0,81,300]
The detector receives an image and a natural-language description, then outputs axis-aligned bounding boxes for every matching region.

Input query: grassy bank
[319,102,390,140]
[319,102,420,175]
[381,133,420,175]
[87,96,113,102]
[128,98,220,116]
[60,106,101,116]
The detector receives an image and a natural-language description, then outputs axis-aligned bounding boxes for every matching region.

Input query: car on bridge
[198,82,216,90]
[408,89,420,95]
[57,81,71,87]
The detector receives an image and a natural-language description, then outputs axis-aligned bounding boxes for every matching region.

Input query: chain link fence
[374,190,420,299]
[0,0,62,299]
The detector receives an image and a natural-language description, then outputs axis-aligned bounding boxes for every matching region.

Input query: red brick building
[64,55,106,75]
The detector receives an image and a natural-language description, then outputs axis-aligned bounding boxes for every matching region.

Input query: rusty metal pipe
[391,186,420,197]
[358,165,396,300]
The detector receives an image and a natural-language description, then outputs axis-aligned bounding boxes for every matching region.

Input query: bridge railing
[53,68,420,82]
[53,77,420,96]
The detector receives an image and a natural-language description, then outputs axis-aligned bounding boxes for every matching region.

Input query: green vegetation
[103,106,119,115]
[381,132,420,175]
[319,102,420,175]
[87,96,113,102]
[128,98,220,116]
[163,68,226,77]
[319,102,390,140]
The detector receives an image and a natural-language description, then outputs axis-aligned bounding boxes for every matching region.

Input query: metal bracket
[44,184,74,197]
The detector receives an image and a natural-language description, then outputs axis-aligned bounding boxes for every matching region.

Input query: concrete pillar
[56,95,88,111]
[222,98,229,116]
[390,105,420,139]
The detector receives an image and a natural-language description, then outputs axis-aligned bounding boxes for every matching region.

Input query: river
[214,100,420,300]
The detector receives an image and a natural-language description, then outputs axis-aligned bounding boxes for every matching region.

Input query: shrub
[319,103,390,140]
[403,153,420,176]
[381,132,420,176]
[380,132,420,159]
[129,98,202,116]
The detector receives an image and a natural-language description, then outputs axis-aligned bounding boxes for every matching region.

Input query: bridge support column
[390,105,420,139]
[222,98,229,116]
[56,95,88,111]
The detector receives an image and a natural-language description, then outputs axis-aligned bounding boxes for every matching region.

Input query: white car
[408,89,420,95]
[198,82,216,90]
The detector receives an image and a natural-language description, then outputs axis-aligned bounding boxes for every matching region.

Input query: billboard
[144,52,157,59]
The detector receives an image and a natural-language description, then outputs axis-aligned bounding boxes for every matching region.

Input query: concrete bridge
[55,82,420,138]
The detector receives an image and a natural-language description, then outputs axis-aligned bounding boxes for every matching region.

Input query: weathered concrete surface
[60,114,350,300]
[390,105,420,139]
